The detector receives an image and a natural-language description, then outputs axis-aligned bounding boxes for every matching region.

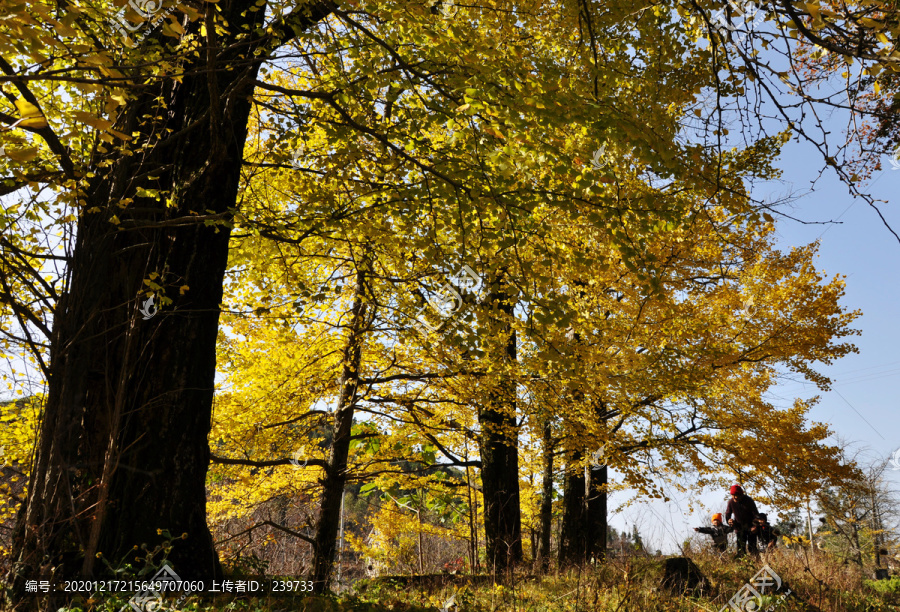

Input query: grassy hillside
[56,550,899,612]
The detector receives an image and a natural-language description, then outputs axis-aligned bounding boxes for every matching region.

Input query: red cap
[730,484,743,495]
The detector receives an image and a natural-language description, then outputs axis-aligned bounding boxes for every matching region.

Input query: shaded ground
[17,550,900,612]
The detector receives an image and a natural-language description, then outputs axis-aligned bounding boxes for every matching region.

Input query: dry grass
[45,549,900,612]
[343,549,898,612]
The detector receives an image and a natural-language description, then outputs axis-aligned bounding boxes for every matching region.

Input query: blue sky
[768,142,899,457]
[611,131,900,554]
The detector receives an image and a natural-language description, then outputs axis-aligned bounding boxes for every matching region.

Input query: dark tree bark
[537,418,554,571]
[558,459,608,566]
[4,2,335,608]
[555,296,611,567]
[558,452,587,565]
[310,258,370,593]
[555,326,613,567]
[478,272,522,573]
[478,392,522,573]
[586,464,608,562]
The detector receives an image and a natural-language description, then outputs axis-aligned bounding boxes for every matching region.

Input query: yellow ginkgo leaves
[10,98,48,129]
[73,110,132,141]
[1,145,40,163]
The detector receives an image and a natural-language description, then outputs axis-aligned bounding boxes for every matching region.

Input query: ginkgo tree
[510,203,861,565]
[207,72,861,583]
[209,183,861,577]
[199,0,786,585]
[0,0,879,605]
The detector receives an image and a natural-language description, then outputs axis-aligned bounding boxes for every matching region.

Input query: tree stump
[661,557,710,595]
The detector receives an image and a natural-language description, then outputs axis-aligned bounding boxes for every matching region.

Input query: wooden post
[417,490,424,574]
[465,439,477,571]
[806,502,815,551]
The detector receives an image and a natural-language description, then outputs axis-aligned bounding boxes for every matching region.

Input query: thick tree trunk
[478,272,522,574]
[555,308,611,567]
[538,418,554,571]
[311,261,369,593]
[478,403,522,573]
[587,465,607,562]
[558,458,608,566]
[4,3,335,608]
[558,453,587,565]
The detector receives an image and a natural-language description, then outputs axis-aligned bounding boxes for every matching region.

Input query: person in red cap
[725,484,760,558]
